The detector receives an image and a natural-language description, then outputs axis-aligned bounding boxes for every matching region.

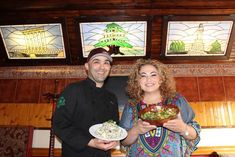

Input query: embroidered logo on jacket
[57,96,66,108]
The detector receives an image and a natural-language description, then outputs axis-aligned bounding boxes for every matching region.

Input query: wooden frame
[0,17,70,66]
[161,15,235,60]
[75,16,152,63]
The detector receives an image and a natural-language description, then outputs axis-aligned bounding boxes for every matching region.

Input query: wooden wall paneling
[0,101,234,129]
[211,102,218,126]
[15,79,41,103]
[190,102,207,127]
[201,102,208,126]
[223,101,232,126]
[220,102,230,126]
[223,76,235,101]
[15,103,30,125]
[198,77,225,101]
[0,79,17,103]
[175,77,199,102]
[0,103,29,126]
[219,102,228,126]
[208,102,216,126]
[28,103,52,128]
[39,79,66,103]
[214,102,224,126]
[0,103,51,128]
[0,103,13,125]
[2,1,235,11]
[190,101,235,127]
[204,102,214,126]
[151,16,162,59]
[66,15,81,65]
[218,101,235,126]
[227,101,235,126]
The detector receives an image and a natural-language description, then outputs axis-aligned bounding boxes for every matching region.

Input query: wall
[1,64,235,104]
[1,64,235,128]
[1,64,235,156]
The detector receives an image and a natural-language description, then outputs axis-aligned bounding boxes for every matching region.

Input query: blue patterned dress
[120,93,201,157]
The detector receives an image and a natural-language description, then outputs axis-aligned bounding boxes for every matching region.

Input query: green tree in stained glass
[209,40,222,54]
[94,23,133,55]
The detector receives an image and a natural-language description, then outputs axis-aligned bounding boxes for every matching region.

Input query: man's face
[85,56,111,87]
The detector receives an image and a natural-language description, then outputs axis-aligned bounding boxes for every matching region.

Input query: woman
[120,59,200,157]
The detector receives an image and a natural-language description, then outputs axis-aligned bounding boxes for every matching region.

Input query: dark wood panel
[2,0,235,11]
[39,79,66,103]
[198,77,225,101]
[175,77,199,102]
[0,76,229,103]
[15,79,41,103]
[224,76,235,101]
[0,79,17,102]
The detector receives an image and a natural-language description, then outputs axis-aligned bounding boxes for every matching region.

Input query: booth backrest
[0,125,33,157]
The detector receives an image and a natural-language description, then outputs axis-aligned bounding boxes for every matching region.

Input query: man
[53,48,119,157]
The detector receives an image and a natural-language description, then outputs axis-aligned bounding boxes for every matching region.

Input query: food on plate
[139,104,179,125]
[95,120,122,139]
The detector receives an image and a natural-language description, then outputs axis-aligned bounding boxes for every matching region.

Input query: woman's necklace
[141,97,164,110]
[142,96,163,106]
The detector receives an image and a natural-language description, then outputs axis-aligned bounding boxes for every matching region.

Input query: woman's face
[138,64,161,93]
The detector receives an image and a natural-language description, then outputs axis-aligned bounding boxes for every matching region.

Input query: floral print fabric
[120,93,201,157]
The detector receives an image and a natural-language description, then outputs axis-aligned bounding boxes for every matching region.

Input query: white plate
[89,124,127,141]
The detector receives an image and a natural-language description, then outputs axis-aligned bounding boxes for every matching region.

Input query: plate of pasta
[89,120,127,141]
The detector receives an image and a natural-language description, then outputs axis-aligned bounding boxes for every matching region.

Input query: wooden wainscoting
[1,102,235,156]
[0,103,52,128]
[0,101,235,128]
[191,101,235,127]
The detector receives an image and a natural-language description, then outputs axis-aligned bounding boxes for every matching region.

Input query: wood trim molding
[1,63,235,79]
[31,146,235,157]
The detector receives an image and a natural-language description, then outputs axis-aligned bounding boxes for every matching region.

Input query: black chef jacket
[53,78,119,157]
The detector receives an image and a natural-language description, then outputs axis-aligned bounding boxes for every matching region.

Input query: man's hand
[88,138,119,151]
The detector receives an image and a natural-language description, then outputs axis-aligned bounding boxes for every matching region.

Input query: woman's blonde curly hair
[126,59,176,102]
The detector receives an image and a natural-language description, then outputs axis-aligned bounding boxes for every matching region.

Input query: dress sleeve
[53,84,91,152]
[175,94,195,123]
[174,94,201,154]
[187,121,201,152]
[120,103,136,131]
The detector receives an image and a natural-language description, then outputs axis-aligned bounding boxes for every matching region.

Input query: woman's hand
[88,138,119,151]
[163,113,185,133]
[134,119,156,135]
[163,113,198,140]
[121,119,156,146]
